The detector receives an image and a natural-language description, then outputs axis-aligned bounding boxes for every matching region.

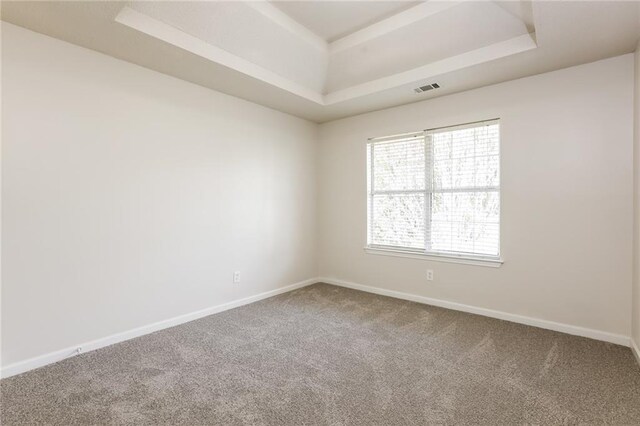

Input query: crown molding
[329,1,463,55]
[116,4,537,107]
[325,32,537,104]
[115,6,324,104]
[246,1,328,52]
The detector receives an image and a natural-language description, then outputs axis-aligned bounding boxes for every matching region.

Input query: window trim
[365,119,502,266]
[363,246,503,268]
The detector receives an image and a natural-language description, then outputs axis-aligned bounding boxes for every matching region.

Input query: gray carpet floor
[2,283,640,425]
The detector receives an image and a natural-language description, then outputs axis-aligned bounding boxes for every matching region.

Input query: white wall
[1,23,318,368]
[633,40,640,351]
[2,21,637,375]
[318,54,635,339]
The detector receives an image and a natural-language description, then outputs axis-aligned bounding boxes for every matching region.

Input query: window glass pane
[430,220,453,253]
[474,191,500,224]
[474,155,499,187]
[432,123,500,190]
[371,193,425,249]
[450,128,475,159]
[368,121,500,258]
[453,156,474,188]
[431,193,450,223]
[451,220,474,253]
[473,223,500,256]
[433,158,452,190]
[373,138,425,191]
[475,124,500,156]
[432,132,451,161]
[429,191,499,256]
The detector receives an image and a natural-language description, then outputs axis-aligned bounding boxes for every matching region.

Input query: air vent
[414,83,440,93]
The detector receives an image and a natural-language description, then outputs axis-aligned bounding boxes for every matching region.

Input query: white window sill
[364,246,503,268]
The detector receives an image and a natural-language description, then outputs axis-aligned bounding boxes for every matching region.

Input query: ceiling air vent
[414,83,440,93]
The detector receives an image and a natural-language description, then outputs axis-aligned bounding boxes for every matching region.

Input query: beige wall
[633,40,640,349]
[1,24,318,367]
[2,21,637,374]
[318,54,635,339]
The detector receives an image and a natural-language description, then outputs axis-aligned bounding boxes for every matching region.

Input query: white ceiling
[325,1,530,92]
[1,1,639,123]
[271,1,419,42]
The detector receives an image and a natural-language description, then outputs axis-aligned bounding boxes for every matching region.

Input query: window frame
[365,119,503,267]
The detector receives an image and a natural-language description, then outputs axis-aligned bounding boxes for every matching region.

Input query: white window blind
[367,119,500,260]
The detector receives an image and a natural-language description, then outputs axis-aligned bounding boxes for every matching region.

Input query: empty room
[1,0,640,424]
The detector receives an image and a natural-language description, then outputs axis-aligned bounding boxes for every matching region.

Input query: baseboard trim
[0,278,317,379]
[319,277,630,347]
[3,277,631,379]
[632,339,640,367]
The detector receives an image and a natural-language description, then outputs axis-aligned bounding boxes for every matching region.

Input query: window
[366,119,500,263]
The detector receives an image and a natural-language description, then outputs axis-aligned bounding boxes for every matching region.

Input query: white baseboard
[632,339,640,367]
[0,278,317,379]
[319,277,631,347]
[3,277,632,379]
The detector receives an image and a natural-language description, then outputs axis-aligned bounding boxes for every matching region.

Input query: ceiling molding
[116,5,538,106]
[4,1,639,122]
[115,7,324,104]
[245,2,328,52]
[493,0,535,32]
[329,1,462,55]
[325,32,538,104]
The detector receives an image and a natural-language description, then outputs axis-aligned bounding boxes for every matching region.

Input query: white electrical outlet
[427,270,434,281]
[233,271,241,283]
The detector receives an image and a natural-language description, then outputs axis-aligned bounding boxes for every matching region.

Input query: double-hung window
[366,119,501,264]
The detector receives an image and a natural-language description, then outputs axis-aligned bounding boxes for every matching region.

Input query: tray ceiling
[115,0,537,103]
[2,1,639,122]
[271,1,419,42]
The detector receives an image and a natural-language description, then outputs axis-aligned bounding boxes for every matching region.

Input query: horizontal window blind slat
[368,120,500,258]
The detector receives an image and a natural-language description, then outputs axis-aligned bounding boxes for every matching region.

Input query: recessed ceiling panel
[2,1,639,122]
[272,1,419,42]
[129,1,327,92]
[326,1,530,92]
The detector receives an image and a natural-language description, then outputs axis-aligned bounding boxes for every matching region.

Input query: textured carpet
[2,283,640,425]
